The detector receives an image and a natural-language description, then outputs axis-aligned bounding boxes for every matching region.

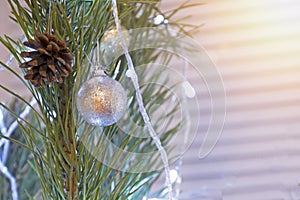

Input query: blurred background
[1,0,300,199]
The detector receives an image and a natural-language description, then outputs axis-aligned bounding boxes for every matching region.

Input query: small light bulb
[182,81,196,98]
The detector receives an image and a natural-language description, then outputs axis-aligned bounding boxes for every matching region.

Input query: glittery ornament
[100,26,130,65]
[76,76,127,126]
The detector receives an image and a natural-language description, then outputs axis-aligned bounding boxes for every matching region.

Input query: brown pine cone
[20,31,74,87]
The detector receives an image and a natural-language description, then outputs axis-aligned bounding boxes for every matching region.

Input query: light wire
[111,0,173,199]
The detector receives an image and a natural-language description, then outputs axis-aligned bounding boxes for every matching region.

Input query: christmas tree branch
[58,85,79,199]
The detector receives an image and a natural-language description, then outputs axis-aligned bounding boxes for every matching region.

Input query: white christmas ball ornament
[76,76,127,126]
[100,26,130,65]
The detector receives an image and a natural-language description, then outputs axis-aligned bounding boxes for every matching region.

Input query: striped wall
[161,0,300,199]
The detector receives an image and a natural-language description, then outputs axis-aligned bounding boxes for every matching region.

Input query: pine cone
[20,31,74,87]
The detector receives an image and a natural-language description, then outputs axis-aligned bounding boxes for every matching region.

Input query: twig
[0,98,36,200]
[0,98,37,148]
[0,108,9,163]
[0,160,18,200]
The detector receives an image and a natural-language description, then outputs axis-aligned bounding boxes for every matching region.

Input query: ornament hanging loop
[82,50,107,78]
[92,65,106,77]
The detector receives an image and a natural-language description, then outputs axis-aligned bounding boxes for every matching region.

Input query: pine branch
[57,85,79,199]
[0,0,200,199]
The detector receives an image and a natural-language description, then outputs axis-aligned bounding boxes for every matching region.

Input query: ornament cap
[92,66,106,77]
